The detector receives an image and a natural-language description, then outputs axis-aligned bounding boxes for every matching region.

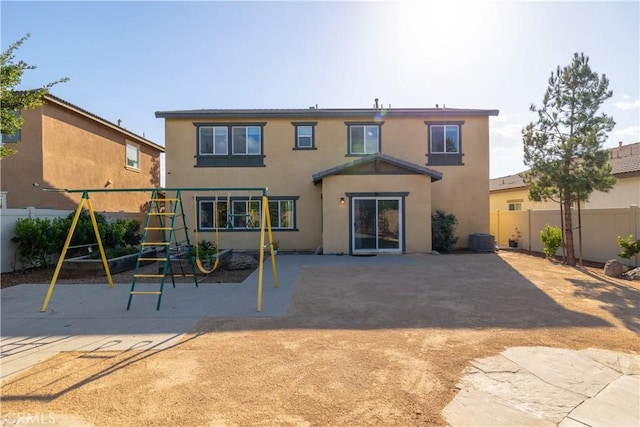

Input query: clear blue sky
[2,1,638,178]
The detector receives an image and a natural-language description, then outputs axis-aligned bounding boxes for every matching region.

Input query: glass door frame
[350,194,404,254]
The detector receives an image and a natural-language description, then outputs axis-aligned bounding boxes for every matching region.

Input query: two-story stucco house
[155,103,499,254]
[0,94,164,212]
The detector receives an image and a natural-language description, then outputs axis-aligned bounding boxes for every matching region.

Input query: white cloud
[614,99,640,110]
[614,125,640,138]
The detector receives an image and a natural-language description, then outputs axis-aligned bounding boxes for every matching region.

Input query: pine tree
[522,53,615,266]
[1,33,68,158]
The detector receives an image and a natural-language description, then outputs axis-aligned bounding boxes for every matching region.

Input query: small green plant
[539,224,563,258]
[617,234,640,260]
[431,210,458,253]
[189,240,218,260]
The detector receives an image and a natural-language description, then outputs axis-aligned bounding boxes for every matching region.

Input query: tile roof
[312,152,443,184]
[155,107,499,119]
[490,142,640,192]
[608,142,640,175]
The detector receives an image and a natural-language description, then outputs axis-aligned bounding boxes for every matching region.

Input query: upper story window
[1,129,20,144]
[346,122,381,156]
[1,110,21,143]
[292,122,317,150]
[125,141,140,170]
[195,123,265,167]
[199,126,228,155]
[425,121,464,165]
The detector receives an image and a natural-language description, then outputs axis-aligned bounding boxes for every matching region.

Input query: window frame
[196,196,298,231]
[1,110,21,143]
[345,122,382,156]
[125,141,140,170]
[425,121,464,166]
[198,126,229,156]
[292,122,317,150]
[194,122,266,167]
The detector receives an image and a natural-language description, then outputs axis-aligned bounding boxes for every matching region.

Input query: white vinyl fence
[1,208,146,273]
[490,205,640,266]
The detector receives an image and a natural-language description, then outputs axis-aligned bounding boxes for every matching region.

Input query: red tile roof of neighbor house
[490,142,640,192]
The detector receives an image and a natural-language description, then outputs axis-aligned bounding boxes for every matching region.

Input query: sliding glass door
[352,197,402,253]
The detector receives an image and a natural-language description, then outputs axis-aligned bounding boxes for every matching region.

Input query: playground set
[40,187,279,313]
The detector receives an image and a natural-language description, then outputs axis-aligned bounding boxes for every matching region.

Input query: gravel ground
[1,251,638,426]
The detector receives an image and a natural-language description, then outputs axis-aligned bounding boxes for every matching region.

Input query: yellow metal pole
[257,196,266,312]
[86,198,113,288]
[41,197,87,312]
[264,196,278,288]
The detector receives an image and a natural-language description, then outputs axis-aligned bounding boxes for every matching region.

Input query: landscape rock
[603,259,624,278]
[227,253,258,270]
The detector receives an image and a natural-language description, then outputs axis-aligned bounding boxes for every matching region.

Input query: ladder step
[134,274,165,278]
[148,212,175,216]
[141,242,170,246]
[144,227,173,230]
[138,257,167,261]
[151,198,178,202]
[130,291,162,295]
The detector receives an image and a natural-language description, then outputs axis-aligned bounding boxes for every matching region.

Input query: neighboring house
[155,103,499,254]
[490,142,640,211]
[0,94,164,212]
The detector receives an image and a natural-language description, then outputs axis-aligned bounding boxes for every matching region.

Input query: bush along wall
[11,210,141,271]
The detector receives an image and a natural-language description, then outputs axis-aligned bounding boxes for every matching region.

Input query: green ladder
[127,190,197,310]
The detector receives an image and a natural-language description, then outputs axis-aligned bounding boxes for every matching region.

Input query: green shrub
[539,224,563,258]
[11,217,55,269]
[431,210,458,253]
[188,240,218,260]
[617,234,640,259]
[11,211,143,270]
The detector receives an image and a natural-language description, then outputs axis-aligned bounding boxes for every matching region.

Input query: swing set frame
[40,186,279,313]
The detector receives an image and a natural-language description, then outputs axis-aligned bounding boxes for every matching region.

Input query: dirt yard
[1,251,638,426]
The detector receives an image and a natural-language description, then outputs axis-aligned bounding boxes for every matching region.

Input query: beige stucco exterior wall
[584,175,640,208]
[428,117,491,247]
[320,174,432,254]
[490,175,640,212]
[163,112,491,252]
[489,188,557,211]
[0,108,45,208]
[1,102,162,212]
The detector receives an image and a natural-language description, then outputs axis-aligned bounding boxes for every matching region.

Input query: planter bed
[60,248,157,277]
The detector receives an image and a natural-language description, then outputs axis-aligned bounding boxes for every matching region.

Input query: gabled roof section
[490,142,640,192]
[609,142,640,176]
[312,152,443,184]
[155,106,499,119]
[45,94,164,152]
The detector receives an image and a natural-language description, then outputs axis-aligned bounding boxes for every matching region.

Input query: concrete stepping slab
[579,347,640,375]
[442,388,555,426]
[566,374,640,427]
[502,346,621,397]
[458,366,586,423]
[444,348,639,427]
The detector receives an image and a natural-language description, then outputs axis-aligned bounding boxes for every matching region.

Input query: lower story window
[198,197,297,230]
[507,200,523,211]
